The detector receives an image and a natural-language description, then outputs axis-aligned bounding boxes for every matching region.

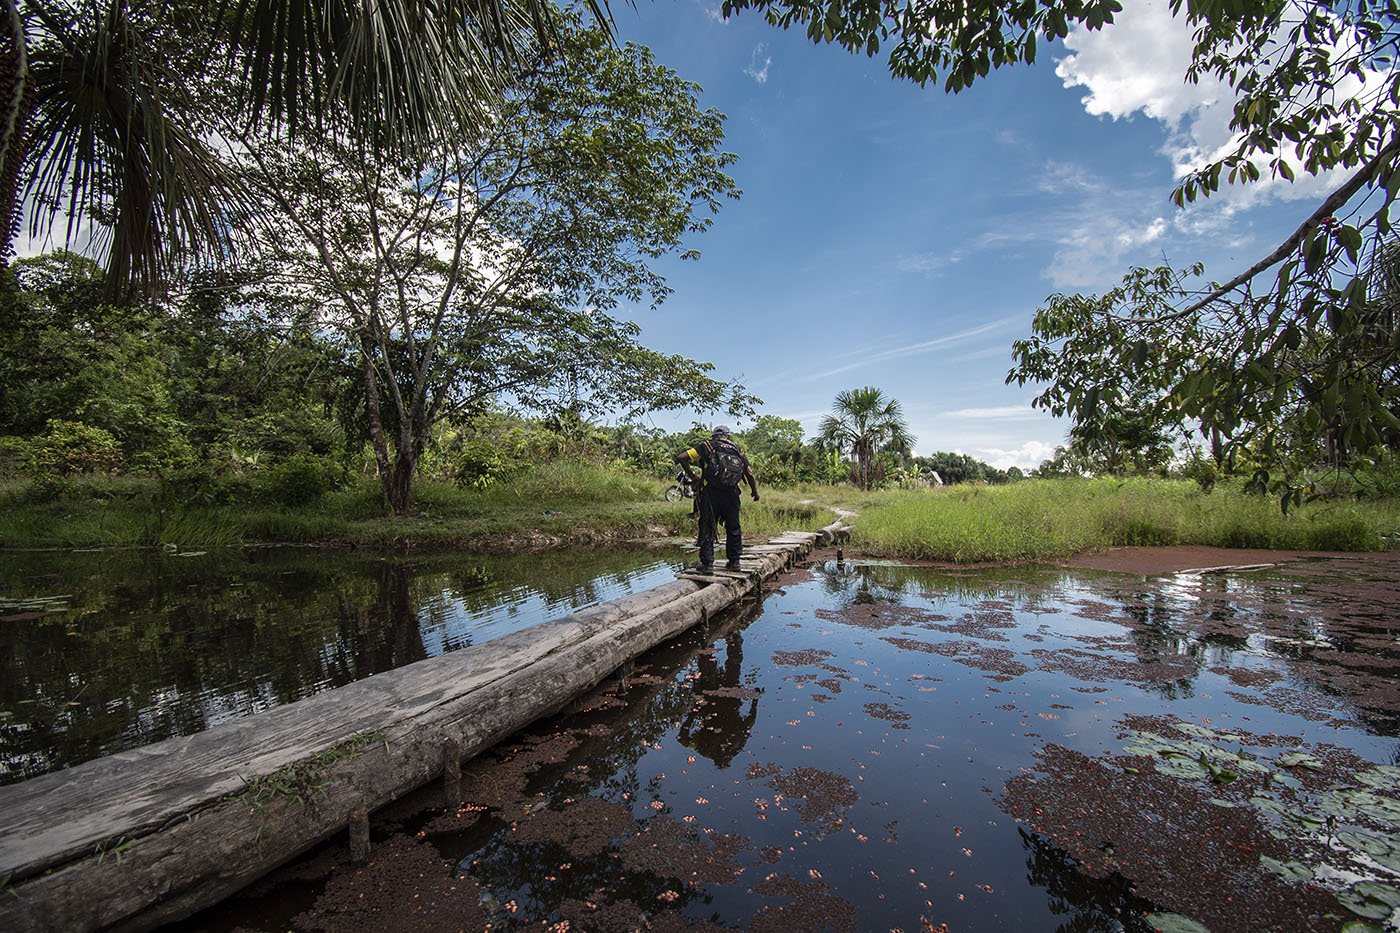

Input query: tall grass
[5,470,1392,559]
[0,460,830,549]
[850,477,1398,562]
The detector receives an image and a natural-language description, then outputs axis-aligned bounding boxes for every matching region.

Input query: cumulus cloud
[745,44,772,84]
[975,440,1061,472]
[1054,0,1371,219]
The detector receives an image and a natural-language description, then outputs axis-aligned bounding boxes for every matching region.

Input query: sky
[606,0,1343,470]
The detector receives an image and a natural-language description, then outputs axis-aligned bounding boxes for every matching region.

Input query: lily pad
[1259,855,1313,882]
[1338,881,1400,920]
[1144,912,1210,933]
[1276,751,1324,769]
[1175,722,1218,739]
[1335,830,1396,859]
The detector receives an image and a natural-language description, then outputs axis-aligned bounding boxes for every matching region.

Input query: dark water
[193,554,1400,932]
[0,545,686,785]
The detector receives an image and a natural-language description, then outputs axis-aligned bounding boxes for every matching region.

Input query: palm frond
[23,0,244,294]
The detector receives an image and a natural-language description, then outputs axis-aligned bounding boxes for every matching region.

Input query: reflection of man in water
[678,632,759,769]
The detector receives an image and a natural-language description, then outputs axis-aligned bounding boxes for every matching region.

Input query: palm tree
[0,0,612,294]
[818,386,913,490]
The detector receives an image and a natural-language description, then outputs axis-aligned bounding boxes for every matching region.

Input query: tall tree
[236,15,752,513]
[818,386,912,490]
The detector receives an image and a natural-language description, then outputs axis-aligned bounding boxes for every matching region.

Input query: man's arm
[745,464,759,502]
[675,449,700,484]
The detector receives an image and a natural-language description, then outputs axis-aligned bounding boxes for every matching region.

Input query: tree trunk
[358,335,399,513]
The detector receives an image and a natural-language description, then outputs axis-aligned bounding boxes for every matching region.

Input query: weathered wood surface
[0,527,834,932]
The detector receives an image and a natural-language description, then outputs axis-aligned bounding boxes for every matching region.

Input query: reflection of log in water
[1017,827,1159,933]
[0,525,842,932]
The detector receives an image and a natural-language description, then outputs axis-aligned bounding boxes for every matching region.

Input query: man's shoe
[725,560,742,571]
[696,562,714,573]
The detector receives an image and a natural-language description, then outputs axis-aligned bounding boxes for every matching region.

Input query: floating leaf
[1276,752,1323,769]
[1144,912,1211,932]
[1338,881,1400,920]
[1259,855,1313,882]
[1335,830,1396,858]
[1340,922,1384,933]
[1175,722,1217,739]
[1356,770,1400,792]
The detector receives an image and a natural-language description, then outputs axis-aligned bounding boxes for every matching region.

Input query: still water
[0,546,687,785]
[195,553,1400,932]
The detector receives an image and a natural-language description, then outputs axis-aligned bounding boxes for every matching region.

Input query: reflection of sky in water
[414,561,688,656]
[199,554,1400,933]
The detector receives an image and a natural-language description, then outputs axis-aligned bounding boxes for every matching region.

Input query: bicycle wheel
[665,484,683,502]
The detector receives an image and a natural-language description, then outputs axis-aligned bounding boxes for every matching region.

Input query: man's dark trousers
[697,484,742,566]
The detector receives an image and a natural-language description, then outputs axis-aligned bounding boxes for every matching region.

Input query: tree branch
[1174,136,1400,320]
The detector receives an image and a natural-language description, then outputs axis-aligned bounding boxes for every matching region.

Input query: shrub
[260,454,338,506]
[0,436,29,479]
[27,420,123,476]
[160,465,255,508]
[451,439,516,490]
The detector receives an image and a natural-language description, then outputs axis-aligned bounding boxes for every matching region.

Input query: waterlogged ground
[192,551,1400,933]
[0,546,686,783]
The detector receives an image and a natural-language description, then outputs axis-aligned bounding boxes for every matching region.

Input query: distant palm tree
[819,386,913,490]
[0,0,611,294]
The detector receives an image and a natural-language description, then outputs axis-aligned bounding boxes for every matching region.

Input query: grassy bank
[3,470,1395,561]
[848,477,1400,563]
[0,461,834,550]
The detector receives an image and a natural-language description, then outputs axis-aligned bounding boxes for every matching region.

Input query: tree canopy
[721,0,1400,502]
[0,0,613,293]
[818,386,913,490]
[232,14,750,512]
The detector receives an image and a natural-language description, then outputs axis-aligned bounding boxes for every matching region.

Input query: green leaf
[1259,855,1313,882]
[1276,752,1324,769]
[1144,912,1211,933]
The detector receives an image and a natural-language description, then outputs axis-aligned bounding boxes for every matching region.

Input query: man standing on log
[675,426,759,572]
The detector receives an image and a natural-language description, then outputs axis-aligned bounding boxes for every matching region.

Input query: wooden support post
[442,740,462,809]
[348,806,370,865]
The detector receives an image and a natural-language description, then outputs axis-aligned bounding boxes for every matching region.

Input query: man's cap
[712,426,731,437]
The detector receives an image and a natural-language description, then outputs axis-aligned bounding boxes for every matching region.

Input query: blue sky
[610,0,1339,470]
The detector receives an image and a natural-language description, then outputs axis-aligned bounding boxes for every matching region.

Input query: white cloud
[945,404,1043,421]
[975,440,1061,472]
[1055,0,1375,224]
[745,44,772,84]
[797,313,1022,383]
[1046,214,1169,288]
[699,2,728,25]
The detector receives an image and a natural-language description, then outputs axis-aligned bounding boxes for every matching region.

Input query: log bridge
[0,522,849,932]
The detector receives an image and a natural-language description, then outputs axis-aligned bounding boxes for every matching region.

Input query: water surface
[0,545,686,784]
[196,553,1400,932]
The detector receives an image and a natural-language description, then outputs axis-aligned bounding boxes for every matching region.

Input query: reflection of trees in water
[1081,570,1400,735]
[814,559,1062,610]
[0,546,683,783]
[1018,828,1160,933]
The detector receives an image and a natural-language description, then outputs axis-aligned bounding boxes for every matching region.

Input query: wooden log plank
[0,580,701,880]
[3,581,748,932]
[0,537,814,932]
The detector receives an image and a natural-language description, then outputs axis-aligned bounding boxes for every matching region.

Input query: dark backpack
[705,440,747,487]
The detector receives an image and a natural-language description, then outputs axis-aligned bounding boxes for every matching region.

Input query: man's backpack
[705,440,747,487]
